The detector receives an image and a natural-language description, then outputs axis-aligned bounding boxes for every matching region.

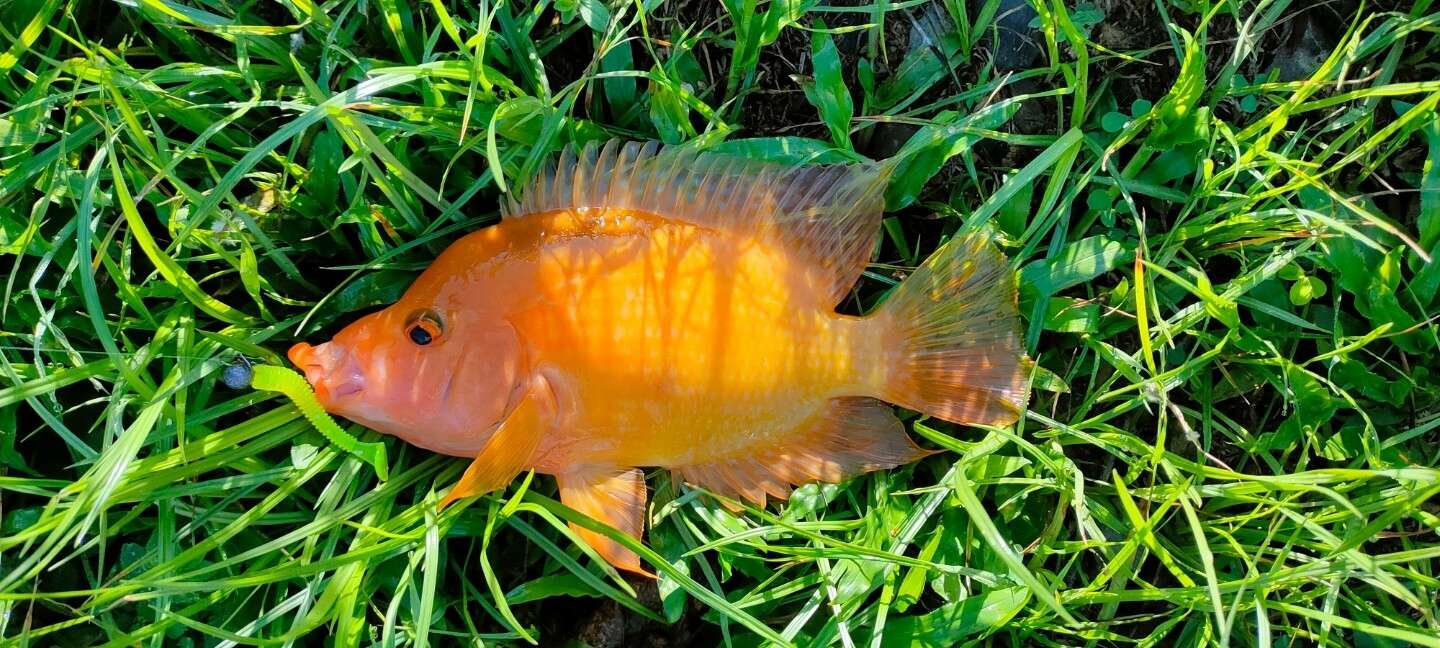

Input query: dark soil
[528,580,717,648]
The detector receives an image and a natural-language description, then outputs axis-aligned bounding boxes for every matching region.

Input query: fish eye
[405,310,443,346]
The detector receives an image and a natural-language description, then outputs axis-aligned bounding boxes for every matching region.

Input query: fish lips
[288,341,364,404]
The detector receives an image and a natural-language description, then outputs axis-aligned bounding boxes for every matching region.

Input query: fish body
[512,208,883,471]
[289,141,1029,574]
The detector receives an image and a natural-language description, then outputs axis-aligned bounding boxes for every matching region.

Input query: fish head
[287,291,525,457]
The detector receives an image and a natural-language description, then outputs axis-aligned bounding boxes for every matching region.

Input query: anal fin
[557,467,652,577]
[673,397,935,508]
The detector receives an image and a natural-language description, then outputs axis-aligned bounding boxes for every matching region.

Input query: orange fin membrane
[673,397,935,508]
[438,382,548,510]
[506,140,893,305]
[557,467,653,577]
[874,229,1030,426]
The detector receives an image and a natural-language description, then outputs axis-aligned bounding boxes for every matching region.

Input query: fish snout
[287,342,317,371]
[287,341,364,403]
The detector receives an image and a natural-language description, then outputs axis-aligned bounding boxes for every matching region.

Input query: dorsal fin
[504,140,893,305]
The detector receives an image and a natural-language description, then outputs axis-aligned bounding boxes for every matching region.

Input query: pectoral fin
[557,467,652,577]
[438,378,551,510]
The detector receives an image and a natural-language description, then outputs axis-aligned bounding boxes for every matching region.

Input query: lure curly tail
[244,364,390,481]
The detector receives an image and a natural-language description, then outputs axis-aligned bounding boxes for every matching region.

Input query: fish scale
[517,211,857,464]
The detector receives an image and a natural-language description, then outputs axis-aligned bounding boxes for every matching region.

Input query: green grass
[3,0,1440,645]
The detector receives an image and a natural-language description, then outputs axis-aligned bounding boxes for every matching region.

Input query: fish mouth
[326,381,364,398]
[288,342,364,403]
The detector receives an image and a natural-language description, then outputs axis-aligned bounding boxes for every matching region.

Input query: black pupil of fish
[409,324,433,346]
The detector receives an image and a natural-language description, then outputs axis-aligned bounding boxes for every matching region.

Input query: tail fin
[874,230,1030,425]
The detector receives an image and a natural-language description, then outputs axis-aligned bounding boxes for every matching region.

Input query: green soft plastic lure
[226,361,389,480]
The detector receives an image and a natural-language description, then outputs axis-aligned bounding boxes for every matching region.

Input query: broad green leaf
[504,573,603,605]
[307,128,343,208]
[878,587,1028,646]
[1021,235,1134,300]
[1409,114,1440,306]
[600,41,637,117]
[710,136,856,164]
[1043,297,1101,333]
[871,15,963,112]
[1420,114,1440,250]
[648,70,694,144]
[1147,28,1210,148]
[800,23,853,149]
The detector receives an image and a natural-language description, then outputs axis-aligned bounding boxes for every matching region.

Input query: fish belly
[519,213,884,468]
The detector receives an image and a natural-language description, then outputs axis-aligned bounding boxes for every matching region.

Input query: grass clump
[2,0,1440,645]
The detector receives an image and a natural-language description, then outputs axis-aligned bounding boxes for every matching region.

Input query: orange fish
[288,141,1029,575]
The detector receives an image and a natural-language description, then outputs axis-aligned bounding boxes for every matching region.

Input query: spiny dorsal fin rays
[504,140,894,305]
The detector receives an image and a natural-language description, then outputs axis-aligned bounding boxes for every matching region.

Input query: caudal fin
[874,230,1030,425]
